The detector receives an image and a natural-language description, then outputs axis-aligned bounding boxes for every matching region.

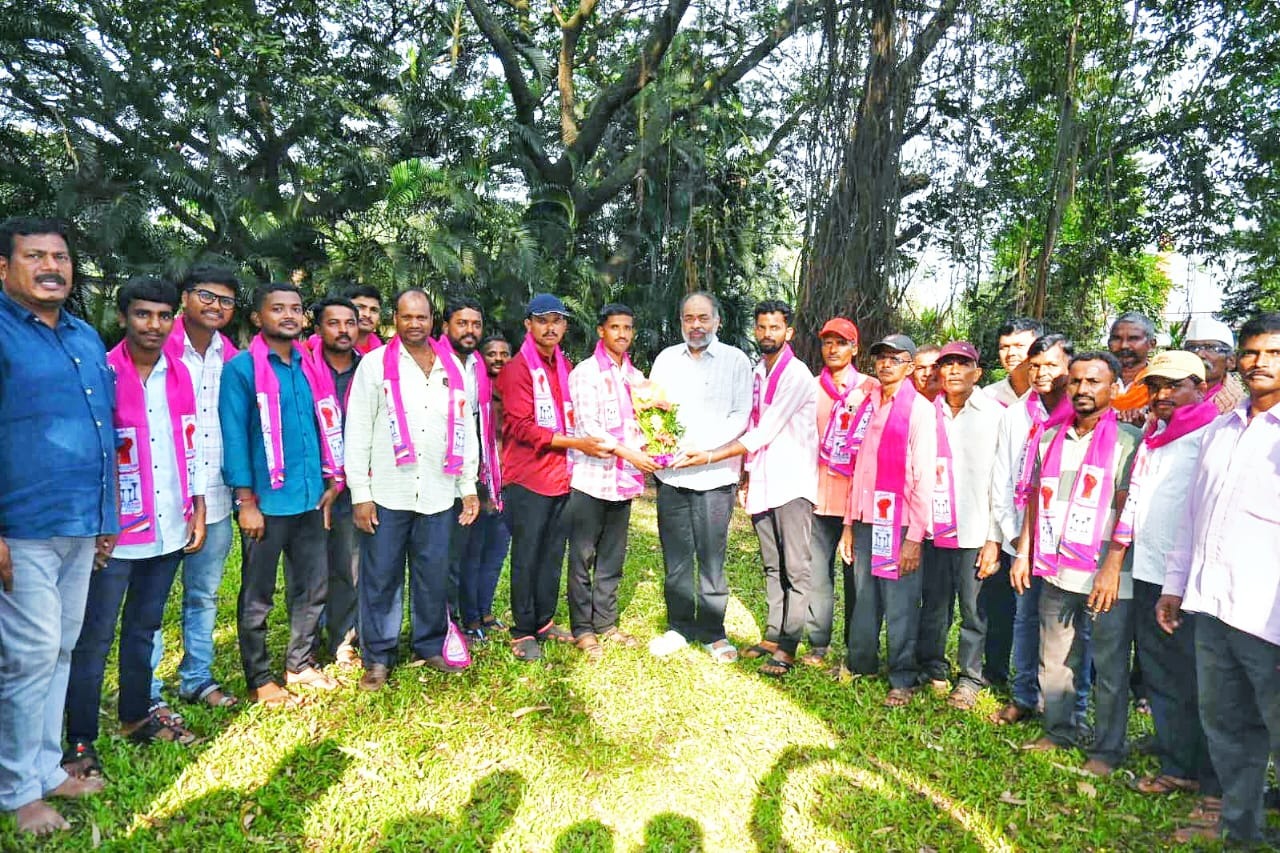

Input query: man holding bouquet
[565,304,661,660]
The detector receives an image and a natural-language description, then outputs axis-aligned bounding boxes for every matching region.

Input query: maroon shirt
[496,347,572,497]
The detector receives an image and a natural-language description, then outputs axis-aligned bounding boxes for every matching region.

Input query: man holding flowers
[564,304,661,660]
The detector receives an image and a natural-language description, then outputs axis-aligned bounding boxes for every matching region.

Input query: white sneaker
[648,630,689,657]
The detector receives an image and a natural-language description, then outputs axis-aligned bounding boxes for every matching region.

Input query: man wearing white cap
[1181,316,1244,414]
[1099,351,1220,803]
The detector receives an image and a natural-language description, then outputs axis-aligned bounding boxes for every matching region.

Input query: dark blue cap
[526,293,569,317]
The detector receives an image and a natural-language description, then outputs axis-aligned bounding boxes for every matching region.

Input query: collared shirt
[845,386,938,542]
[1127,423,1207,586]
[984,376,1020,408]
[219,347,325,517]
[327,351,360,516]
[936,390,1003,548]
[739,355,818,514]
[114,356,203,560]
[0,290,117,538]
[650,338,753,491]
[1164,403,1280,645]
[568,352,647,502]
[176,326,232,523]
[989,391,1049,556]
[1034,420,1140,597]
[814,370,878,517]
[496,348,572,497]
[345,346,478,514]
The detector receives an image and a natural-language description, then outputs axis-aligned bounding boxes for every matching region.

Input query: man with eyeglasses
[838,335,937,707]
[150,267,243,713]
[1182,316,1245,414]
[912,344,942,402]
[1161,312,1280,845]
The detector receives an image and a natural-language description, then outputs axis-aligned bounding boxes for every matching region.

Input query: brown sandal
[989,702,1033,725]
[599,627,640,649]
[742,641,778,660]
[799,647,828,667]
[1136,774,1199,795]
[883,686,917,708]
[575,633,604,662]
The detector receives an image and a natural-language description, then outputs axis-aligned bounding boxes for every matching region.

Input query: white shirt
[984,376,1020,408]
[989,391,1049,556]
[739,354,818,514]
[650,337,753,491]
[1127,425,1207,586]
[180,329,232,523]
[114,356,203,560]
[1164,404,1280,645]
[345,346,478,514]
[936,390,1003,548]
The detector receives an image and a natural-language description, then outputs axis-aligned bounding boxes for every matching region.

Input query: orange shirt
[814,369,878,517]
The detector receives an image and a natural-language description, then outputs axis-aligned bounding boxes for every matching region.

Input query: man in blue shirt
[0,217,117,836]
[220,283,339,707]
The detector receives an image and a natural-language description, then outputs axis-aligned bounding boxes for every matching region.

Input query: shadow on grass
[374,769,523,851]
[119,738,351,850]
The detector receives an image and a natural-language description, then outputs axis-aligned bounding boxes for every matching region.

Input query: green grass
[3,497,1234,851]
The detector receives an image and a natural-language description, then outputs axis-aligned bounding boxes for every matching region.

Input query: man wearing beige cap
[1181,316,1244,414]
[1099,350,1220,803]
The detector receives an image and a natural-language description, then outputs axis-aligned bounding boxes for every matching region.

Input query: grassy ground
[2,497,1237,851]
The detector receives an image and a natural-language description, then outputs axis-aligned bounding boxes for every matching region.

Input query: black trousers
[503,484,570,638]
[804,514,847,650]
[655,482,734,644]
[238,510,328,689]
[565,489,632,637]
[320,511,360,657]
[752,498,814,656]
[847,523,921,689]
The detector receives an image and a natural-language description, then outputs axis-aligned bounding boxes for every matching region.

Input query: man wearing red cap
[799,318,878,666]
[915,341,1003,709]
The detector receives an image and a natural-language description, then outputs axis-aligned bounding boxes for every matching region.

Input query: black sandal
[742,642,778,660]
[510,636,543,661]
[127,711,198,745]
[61,741,104,779]
[759,656,794,679]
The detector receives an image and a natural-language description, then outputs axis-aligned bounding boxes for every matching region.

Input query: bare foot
[47,774,106,799]
[15,799,70,835]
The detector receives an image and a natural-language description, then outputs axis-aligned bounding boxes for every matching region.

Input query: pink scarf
[108,343,197,545]
[355,332,383,355]
[818,367,875,476]
[746,344,795,471]
[248,334,343,489]
[475,362,503,509]
[432,337,470,476]
[868,381,919,579]
[593,340,645,499]
[1014,393,1073,510]
[931,395,960,548]
[163,315,239,364]
[298,337,348,488]
[1111,400,1218,546]
[1033,409,1120,576]
[381,335,418,466]
[519,334,574,432]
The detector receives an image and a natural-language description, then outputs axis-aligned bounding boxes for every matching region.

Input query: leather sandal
[575,633,604,663]
[989,702,1033,725]
[1136,774,1199,795]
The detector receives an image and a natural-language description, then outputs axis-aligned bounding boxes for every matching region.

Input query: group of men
[0,215,1276,846]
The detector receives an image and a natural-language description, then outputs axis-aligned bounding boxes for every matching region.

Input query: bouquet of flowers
[630,380,684,467]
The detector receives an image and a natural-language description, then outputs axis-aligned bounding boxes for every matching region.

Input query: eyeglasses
[1182,342,1231,356]
[193,289,236,309]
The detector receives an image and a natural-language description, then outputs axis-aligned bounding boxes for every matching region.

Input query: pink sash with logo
[930,395,960,548]
[869,381,918,579]
[249,334,343,489]
[1014,393,1073,510]
[519,334,574,432]
[109,343,197,545]
[747,344,795,471]
[818,368,875,476]
[475,360,503,509]
[593,340,645,499]
[163,315,239,365]
[381,336,418,466]
[432,337,470,476]
[298,337,347,488]
[1033,409,1120,576]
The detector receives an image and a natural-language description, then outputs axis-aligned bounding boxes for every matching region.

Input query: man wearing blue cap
[497,294,612,661]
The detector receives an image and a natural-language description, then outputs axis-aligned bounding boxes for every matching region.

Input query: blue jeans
[67,550,183,743]
[1011,574,1091,719]
[359,506,454,666]
[0,537,94,811]
[151,516,234,700]
[461,509,511,626]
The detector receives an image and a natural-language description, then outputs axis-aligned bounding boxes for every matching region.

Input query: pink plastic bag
[442,616,472,668]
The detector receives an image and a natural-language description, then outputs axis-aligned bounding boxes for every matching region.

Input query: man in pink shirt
[838,335,938,707]
[800,318,877,666]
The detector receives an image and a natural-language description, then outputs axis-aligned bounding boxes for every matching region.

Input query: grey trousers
[1133,580,1217,792]
[1196,614,1280,842]
[321,511,360,657]
[751,498,814,657]
[803,514,846,650]
[1039,582,1133,766]
[847,523,922,689]
[917,543,986,691]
